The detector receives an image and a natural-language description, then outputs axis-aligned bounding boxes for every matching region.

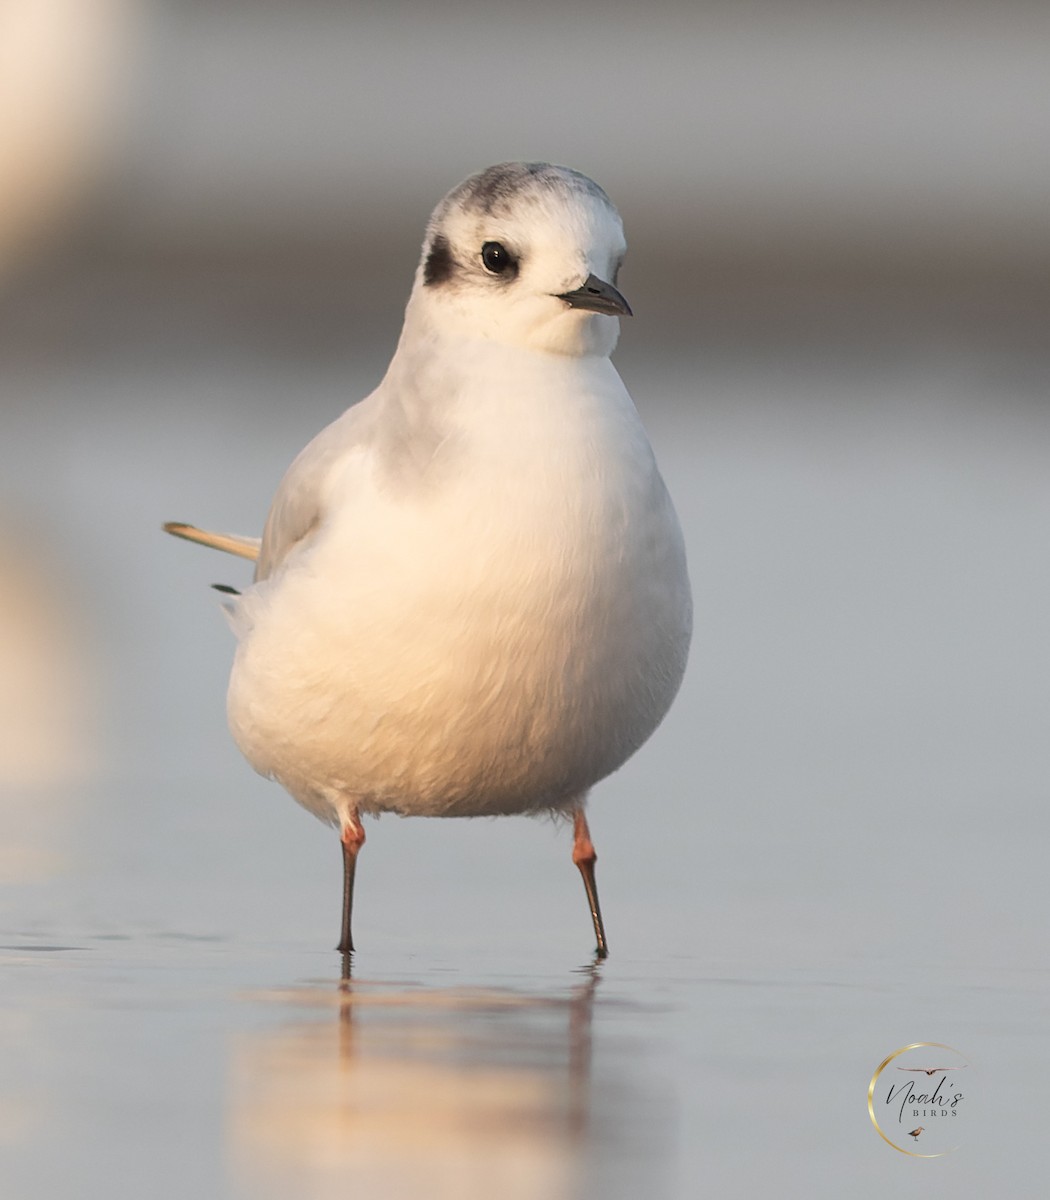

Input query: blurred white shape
[0,0,140,278]
[0,529,99,882]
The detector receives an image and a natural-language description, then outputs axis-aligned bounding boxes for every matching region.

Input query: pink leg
[572,810,608,959]
[338,813,366,955]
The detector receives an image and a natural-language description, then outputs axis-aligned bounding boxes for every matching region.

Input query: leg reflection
[231,969,606,1200]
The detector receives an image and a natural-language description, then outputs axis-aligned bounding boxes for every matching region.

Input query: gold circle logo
[868,1042,970,1157]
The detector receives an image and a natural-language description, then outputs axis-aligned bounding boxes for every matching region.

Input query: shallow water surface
[1,923,1046,1197]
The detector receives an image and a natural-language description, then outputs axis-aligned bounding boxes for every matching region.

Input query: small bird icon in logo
[897,1065,967,1076]
[908,1127,925,1140]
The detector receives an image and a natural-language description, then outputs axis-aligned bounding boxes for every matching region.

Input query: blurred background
[2,1,1049,1196]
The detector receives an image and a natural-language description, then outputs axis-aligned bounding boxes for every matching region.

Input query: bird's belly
[227,487,690,821]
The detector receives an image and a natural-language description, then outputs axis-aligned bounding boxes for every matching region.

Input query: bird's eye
[481,241,515,274]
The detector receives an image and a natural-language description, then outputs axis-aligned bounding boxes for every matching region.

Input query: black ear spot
[424,234,456,286]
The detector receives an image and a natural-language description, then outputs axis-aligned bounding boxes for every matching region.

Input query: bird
[165,162,692,959]
[907,1127,924,1140]
[896,1067,967,1075]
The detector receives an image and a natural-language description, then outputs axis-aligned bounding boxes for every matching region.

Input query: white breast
[226,349,691,825]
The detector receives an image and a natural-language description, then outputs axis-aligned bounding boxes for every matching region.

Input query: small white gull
[166,162,692,958]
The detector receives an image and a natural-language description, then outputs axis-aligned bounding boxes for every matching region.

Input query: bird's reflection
[230,963,604,1200]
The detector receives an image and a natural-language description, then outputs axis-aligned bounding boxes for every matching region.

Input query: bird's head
[407,162,630,358]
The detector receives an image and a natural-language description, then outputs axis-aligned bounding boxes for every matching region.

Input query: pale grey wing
[254,400,377,582]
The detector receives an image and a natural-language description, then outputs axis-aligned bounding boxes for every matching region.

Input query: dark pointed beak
[555,273,632,317]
